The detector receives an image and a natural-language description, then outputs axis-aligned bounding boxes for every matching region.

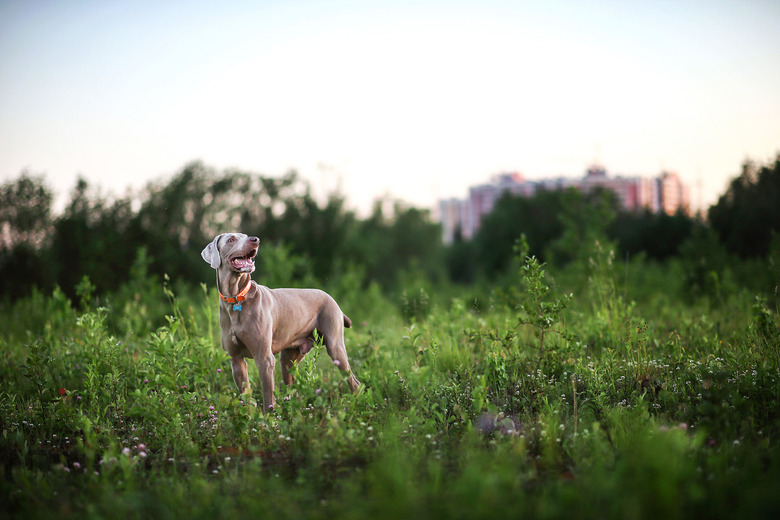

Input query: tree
[0,161,449,301]
[271,190,357,282]
[608,209,695,261]
[0,172,53,250]
[350,199,444,289]
[445,229,478,284]
[133,161,301,283]
[547,187,618,266]
[50,178,135,298]
[473,189,568,277]
[0,174,55,296]
[709,155,780,258]
[472,187,619,278]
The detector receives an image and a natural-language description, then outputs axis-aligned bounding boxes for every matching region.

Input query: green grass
[1,253,779,519]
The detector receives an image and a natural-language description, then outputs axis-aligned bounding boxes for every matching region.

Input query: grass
[1,248,779,519]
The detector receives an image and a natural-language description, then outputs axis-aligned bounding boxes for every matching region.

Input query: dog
[201,232,360,410]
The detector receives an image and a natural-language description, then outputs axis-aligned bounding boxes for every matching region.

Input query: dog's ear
[201,234,225,270]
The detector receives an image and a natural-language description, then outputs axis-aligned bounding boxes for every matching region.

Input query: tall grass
[1,242,779,519]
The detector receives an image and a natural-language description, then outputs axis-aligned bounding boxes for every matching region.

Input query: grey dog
[201,233,360,410]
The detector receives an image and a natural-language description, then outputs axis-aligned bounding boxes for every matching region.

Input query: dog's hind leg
[322,333,360,393]
[280,347,305,386]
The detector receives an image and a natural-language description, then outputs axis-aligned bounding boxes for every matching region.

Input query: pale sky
[1,0,779,215]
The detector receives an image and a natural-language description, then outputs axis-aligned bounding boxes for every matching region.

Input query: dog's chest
[225,330,253,358]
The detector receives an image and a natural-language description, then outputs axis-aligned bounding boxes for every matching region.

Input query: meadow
[1,240,779,520]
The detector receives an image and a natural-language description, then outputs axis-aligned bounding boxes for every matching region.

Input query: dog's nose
[249,236,260,243]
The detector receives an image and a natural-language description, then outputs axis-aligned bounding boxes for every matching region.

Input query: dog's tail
[343,314,352,329]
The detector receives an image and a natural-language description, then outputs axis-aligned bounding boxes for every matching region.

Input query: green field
[2,242,779,520]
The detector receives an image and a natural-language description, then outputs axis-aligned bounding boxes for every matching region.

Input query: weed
[514,236,574,361]
[401,287,431,324]
[1,252,780,519]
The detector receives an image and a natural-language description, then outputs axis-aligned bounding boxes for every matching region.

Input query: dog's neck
[217,270,253,299]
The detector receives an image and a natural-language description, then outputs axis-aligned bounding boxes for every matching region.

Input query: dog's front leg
[229,356,251,395]
[255,352,276,411]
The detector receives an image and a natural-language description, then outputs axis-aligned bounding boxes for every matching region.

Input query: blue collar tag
[233,303,243,311]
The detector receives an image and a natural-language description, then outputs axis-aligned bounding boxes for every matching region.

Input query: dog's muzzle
[230,248,257,272]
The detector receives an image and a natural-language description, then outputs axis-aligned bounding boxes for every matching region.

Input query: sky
[1,0,779,215]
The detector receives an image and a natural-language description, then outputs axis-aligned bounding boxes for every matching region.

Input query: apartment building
[440,166,690,243]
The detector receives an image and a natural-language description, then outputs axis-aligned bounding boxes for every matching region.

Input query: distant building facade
[658,171,689,217]
[440,166,690,243]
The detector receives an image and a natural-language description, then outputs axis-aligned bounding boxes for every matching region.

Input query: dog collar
[219,280,252,311]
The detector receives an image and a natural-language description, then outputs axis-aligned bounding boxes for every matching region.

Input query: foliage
[0,162,443,302]
[608,209,695,261]
[677,224,730,300]
[1,154,780,517]
[514,236,573,359]
[0,172,53,248]
[0,174,55,296]
[1,233,779,518]
[353,200,445,289]
[547,186,618,266]
[472,188,570,274]
[3,156,780,305]
[709,155,780,258]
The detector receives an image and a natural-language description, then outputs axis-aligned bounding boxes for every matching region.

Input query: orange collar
[219,279,252,310]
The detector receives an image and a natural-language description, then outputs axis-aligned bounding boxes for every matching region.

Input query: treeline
[0,161,443,301]
[449,155,779,295]
[1,156,779,302]
[448,186,700,282]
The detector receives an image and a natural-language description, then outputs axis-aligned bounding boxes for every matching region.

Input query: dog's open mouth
[230,248,257,271]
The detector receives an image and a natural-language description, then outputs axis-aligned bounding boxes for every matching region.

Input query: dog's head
[201,233,259,273]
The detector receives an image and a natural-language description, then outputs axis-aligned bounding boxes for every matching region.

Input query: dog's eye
[227,237,235,243]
